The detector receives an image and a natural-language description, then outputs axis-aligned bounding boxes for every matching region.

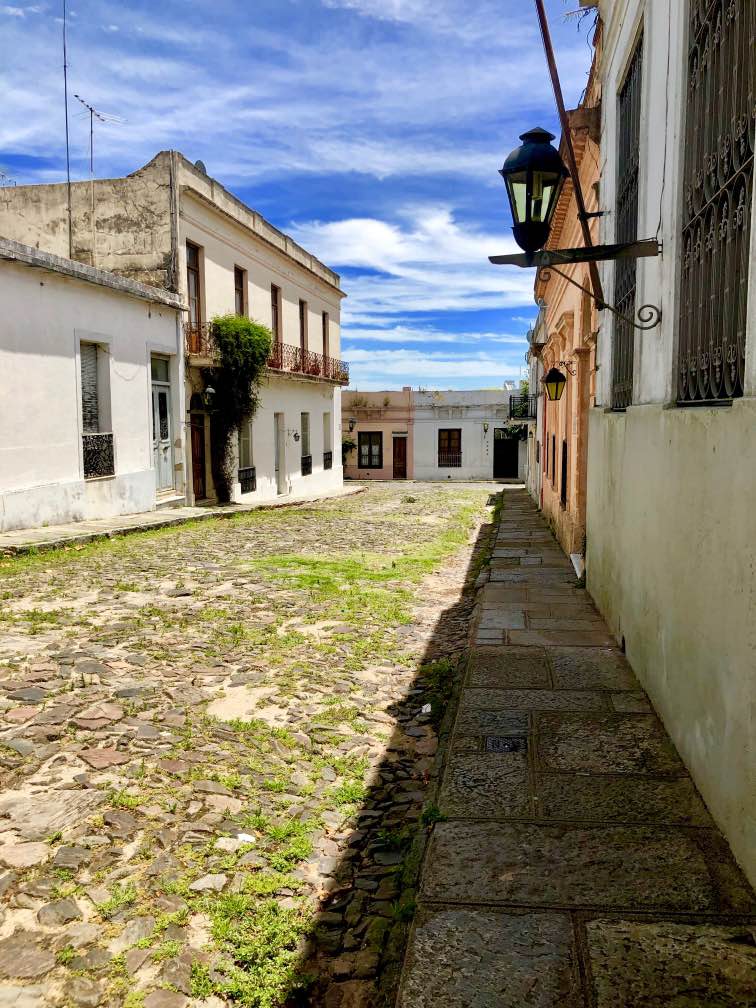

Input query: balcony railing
[83,432,114,479]
[323,450,333,471]
[301,455,312,476]
[438,452,462,468]
[238,466,256,494]
[184,324,349,385]
[509,394,537,420]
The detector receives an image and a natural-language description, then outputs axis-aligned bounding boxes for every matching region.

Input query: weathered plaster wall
[587,401,756,886]
[0,258,182,532]
[0,154,174,288]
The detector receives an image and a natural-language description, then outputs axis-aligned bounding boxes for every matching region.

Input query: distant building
[342,387,527,481]
[0,238,183,532]
[0,152,348,506]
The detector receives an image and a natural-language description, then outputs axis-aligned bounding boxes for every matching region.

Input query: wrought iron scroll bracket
[540,266,662,332]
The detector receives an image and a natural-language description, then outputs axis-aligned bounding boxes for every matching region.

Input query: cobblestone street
[0,483,496,1008]
[398,488,756,1006]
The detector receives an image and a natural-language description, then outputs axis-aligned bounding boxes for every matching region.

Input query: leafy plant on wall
[341,437,356,466]
[202,314,273,502]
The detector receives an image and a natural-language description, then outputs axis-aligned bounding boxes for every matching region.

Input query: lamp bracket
[577,211,606,221]
[540,266,662,332]
[489,238,661,268]
[557,359,577,376]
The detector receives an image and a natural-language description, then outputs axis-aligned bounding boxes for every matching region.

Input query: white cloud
[342,325,526,345]
[343,346,526,390]
[290,206,537,326]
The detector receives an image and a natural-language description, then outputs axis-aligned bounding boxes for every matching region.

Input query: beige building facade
[0,152,348,507]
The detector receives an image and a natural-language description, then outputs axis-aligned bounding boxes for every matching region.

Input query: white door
[274,413,286,495]
[152,384,174,491]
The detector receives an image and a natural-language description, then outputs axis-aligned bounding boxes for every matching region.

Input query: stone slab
[586,920,756,1006]
[463,688,607,712]
[454,709,529,737]
[536,774,713,826]
[536,714,684,774]
[468,648,550,689]
[439,753,531,818]
[548,648,639,691]
[421,822,717,910]
[397,908,581,1008]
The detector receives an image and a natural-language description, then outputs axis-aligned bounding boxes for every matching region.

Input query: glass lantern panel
[506,173,528,224]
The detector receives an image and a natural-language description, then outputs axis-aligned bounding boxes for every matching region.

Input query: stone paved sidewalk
[0,485,364,556]
[397,488,756,1007]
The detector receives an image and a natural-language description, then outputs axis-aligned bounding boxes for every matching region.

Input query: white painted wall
[411,390,526,481]
[0,259,183,532]
[229,376,342,503]
[588,0,756,886]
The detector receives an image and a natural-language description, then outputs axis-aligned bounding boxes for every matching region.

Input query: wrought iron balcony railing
[83,432,115,479]
[238,466,256,494]
[438,452,462,468]
[509,394,538,420]
[323,450,333,471]
[301,455,313,476]
[184,324,349,385]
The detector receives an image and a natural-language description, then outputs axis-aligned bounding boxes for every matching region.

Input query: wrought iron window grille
[677,0,753,404]
[323,451,333,470]
[238,467,256,494]
[509,394,538,420]
[83,432,115,479]
[438,452,463,468]
[301,455,313,476]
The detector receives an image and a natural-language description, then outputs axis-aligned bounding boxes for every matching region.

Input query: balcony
[83,432,115,479]
[184,324,349,385]
[438,452,462,468]
[509,394,538,421]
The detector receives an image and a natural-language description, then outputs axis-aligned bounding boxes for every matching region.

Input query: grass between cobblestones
[0,484,494,1007]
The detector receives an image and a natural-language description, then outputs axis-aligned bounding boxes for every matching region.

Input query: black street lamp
[542,367,567,402]
[499,128,569,254]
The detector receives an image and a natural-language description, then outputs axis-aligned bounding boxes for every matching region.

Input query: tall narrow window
[238,422,256,493]
[80,342,114,479]
[560,440,568,507]
[551,434,556,485]
[677,1,754,403]
[438,428,462,467]
[322,311,330,358]
[271,285,281,343]
[610,34,643,410]
[299,300,308,354]
[186,243,202,332]
[234,266,247,317]
[323,412,332,470]
[300,412,312,475]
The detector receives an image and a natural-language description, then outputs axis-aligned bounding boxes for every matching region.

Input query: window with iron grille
[611,34,643,410]
[80,342,114,479]
[677,0,754,404]
[358,431,383,469]
[438,428,462,467]
[186,243,202,329]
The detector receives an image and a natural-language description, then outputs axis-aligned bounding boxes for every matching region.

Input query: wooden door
[191,414,206,501]
[393,437,407,479]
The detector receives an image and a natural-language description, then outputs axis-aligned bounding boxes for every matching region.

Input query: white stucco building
[0,238,184,532]
[412,389,527,482]
[588,1,755,886]
[0,152,348,508]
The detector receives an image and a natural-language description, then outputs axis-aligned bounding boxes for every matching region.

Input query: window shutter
[80,343,99,433]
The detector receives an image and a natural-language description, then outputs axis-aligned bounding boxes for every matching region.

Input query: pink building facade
[341,389,414,480]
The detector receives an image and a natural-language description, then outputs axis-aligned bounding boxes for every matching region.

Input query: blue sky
[0,0,595,389]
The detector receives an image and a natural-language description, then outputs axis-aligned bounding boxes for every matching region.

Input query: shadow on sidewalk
[280,492,504,1007]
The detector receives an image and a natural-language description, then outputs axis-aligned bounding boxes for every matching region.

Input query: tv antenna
[73,94,124,268]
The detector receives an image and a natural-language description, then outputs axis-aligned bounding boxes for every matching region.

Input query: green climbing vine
[203,314,273,503]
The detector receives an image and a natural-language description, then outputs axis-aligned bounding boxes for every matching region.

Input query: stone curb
[0,487,367,558]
